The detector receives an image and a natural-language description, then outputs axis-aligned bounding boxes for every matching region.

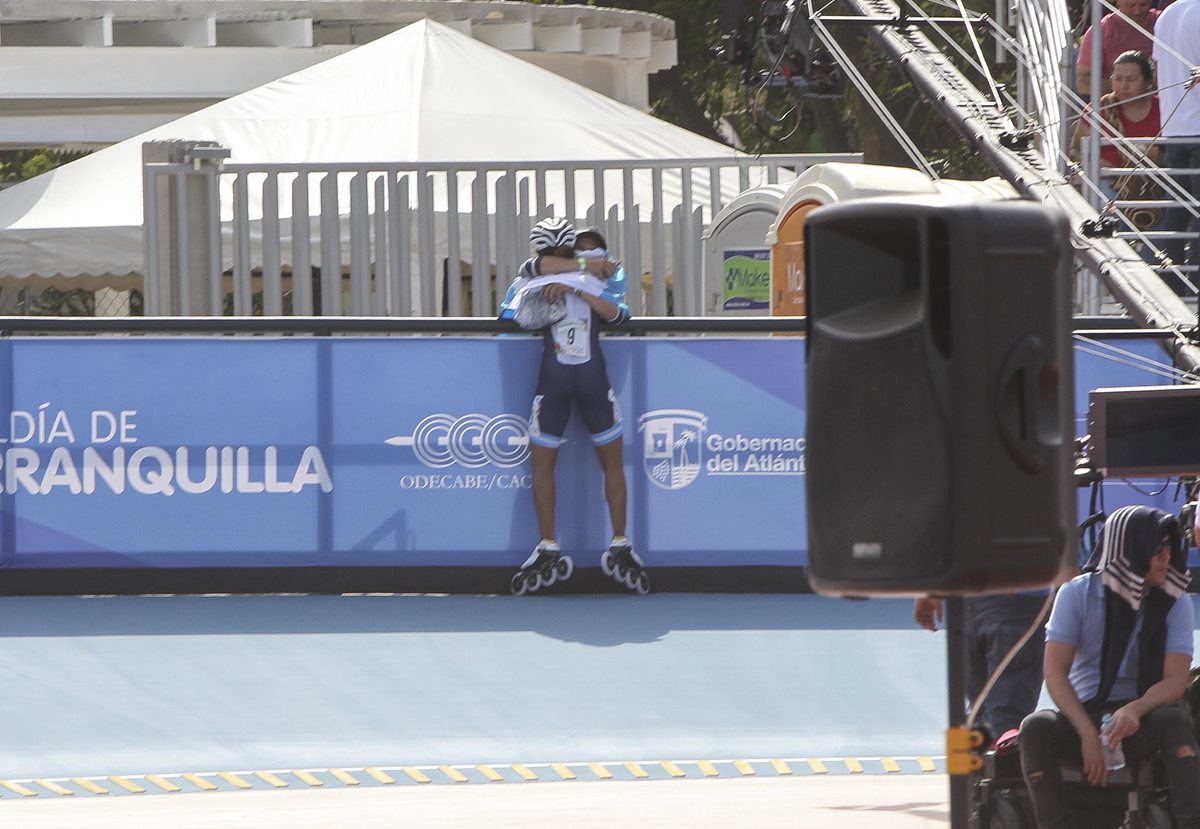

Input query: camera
[710,30,749,66]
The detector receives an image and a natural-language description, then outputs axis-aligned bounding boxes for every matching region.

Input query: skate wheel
[511,573,528,596]
[557,556,574,581]
[613,562,627,582]
[623,570,636,590]
[600,551,614,576]
[634,571,650,595]
[525,571,541,592]
[541,567,557,588]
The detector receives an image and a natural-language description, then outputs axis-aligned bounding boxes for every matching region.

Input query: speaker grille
[808,324,952,585]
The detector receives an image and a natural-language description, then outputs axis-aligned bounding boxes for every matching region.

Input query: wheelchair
[971,739,1175,829]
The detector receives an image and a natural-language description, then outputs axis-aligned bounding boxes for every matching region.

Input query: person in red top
[1076,0,1159,96]
[1071,50,1161,196]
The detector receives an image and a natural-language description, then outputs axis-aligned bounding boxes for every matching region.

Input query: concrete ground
[0,775,951,828]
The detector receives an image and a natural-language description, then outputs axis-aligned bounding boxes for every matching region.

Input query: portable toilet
[701,183,790,315]
[700,183,792,314]
[764,163,940,318]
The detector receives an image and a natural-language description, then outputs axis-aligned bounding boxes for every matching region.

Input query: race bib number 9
[552,317,591,364]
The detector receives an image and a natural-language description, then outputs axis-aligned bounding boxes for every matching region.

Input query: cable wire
[966,589,1057,733]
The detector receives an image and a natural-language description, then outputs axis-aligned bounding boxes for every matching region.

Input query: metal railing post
[141,140,230,315]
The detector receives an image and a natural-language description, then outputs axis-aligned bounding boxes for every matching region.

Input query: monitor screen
[1089,385,1200,477]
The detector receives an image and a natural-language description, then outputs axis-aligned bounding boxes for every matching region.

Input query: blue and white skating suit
[500,251,630,449]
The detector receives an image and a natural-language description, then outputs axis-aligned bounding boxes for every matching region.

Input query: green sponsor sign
[722,248,770,311]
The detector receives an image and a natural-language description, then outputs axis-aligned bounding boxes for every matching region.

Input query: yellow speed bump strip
[439,766,468,783]
[255,772,289,789]
[366,768,396,785]
[0,780,37,797]
[110,776,146,793]
[181,774,216,792]
[660,761,686,778]
[2,757,947,798]
[588,762,614,780]
[145,775,181,793]
[35,779,73,796]
[71,777,109,795]
[291,770,323,787]
[476,765,504,782]
[329,769,359,786]
[217,772,252,790]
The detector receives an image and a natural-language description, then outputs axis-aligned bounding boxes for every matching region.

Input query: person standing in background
[1076,0,1159,96]
[1153,0,1200,288]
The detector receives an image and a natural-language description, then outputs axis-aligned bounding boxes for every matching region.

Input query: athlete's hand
[1081,730,1108,787]
[913,597,943,632]
[542,283,570,301]
[1106,705,1141,742]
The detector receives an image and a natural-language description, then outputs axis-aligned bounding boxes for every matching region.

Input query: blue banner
[0,335,1182,570]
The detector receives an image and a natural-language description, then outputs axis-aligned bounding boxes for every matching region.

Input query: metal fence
[142,150,861,318]
[1079,135,1200,293]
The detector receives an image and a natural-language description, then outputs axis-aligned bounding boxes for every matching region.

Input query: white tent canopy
[0,19,752,285]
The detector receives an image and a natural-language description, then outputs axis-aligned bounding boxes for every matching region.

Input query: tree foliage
[0,149,89,183]
[531,0,1013,178]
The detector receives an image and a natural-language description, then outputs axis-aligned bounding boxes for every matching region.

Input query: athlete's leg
[579,371,625,537]
[593,437,626,537]
[531,444,559,541]
[528,373,569,545]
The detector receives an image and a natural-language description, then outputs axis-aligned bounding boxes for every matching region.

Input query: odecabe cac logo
[386,413,530,468]
[638,409,707,491]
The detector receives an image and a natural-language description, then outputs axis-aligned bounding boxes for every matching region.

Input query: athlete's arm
[537,255,615,278]
[1106,596,1195,742]
[575,290,621,322]
[498,260,539,321]
[596,265,630,325]
[1044,641,1108,786]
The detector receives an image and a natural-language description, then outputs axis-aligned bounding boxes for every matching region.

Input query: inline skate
[510,541,574,596]
[600,538,650,595]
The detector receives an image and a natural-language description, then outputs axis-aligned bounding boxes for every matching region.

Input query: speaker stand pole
[946,596,971,829]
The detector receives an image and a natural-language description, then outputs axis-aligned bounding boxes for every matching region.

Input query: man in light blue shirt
[1019,505,1200,828]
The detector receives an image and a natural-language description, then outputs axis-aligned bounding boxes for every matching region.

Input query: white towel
[510,272,607,331]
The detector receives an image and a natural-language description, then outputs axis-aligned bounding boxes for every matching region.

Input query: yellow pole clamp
[946,726,986,776]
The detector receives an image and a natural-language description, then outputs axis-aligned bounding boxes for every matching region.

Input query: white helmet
[529,217,576,252]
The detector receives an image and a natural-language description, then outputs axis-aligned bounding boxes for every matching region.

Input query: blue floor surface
[0,593,949,779]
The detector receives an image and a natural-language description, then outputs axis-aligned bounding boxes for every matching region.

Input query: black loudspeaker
[804,197,1076,596]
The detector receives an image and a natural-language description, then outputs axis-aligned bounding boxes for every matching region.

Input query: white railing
[142,150,862,317]
[1078,134,1200,299]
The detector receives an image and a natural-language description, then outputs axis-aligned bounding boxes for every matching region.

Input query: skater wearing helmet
[499,218,649,596]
